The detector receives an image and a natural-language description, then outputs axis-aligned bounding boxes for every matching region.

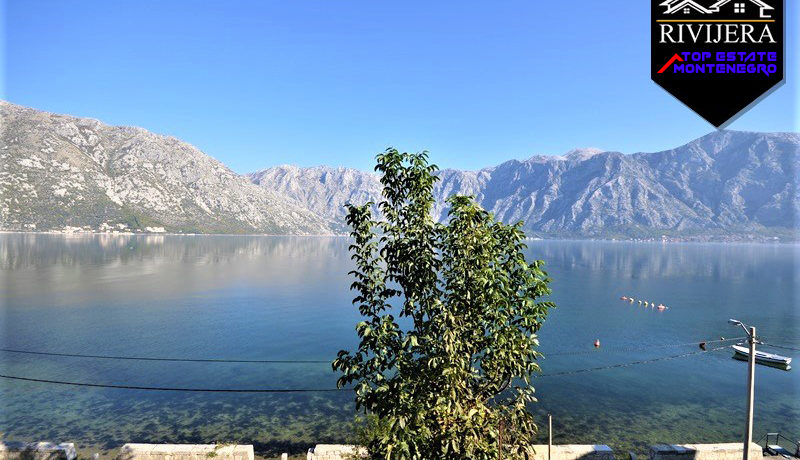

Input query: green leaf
[334,150,555,459]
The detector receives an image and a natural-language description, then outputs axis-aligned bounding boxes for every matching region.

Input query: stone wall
[649,443,763,460]
[306,444,614,460]
[525,444,615,460]
[118,444,254,460]
[2,441,762,460]
[0,442,76,460]
[307,442,764,460]
[306,444,366,460]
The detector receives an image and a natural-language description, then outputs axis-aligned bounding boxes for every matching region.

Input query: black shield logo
[651,0,784,127]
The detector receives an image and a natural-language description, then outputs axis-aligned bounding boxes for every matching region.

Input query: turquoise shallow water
[1,234,798,456]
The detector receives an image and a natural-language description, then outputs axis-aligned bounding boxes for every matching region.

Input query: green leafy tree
[333,149,555,459]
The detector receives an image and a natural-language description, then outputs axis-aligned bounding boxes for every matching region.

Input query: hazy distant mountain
[0,101,330,234]
[2,101,797,240]
[247,165,382,224]
[249,132,799,240]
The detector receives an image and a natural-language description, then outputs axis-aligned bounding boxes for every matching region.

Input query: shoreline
[0,440,770,460]
[0,230,795,245]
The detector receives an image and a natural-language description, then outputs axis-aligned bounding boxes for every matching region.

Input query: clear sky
[2,0,797,173]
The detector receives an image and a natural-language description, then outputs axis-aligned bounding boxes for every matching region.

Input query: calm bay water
[1,234,798,456]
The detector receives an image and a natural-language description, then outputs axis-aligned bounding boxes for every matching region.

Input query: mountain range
[2,101,798,240]
[0,101,329,234]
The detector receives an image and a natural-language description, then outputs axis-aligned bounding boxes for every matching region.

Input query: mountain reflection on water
[1,234,797,456]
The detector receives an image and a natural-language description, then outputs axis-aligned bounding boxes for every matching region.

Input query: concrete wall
[306,444,613,460]
[118,444,254,460]
[649,443,762,460]
[525,444,615,460]
[308,443,762,460]
[307,444,366,460]
[0,442,76,460]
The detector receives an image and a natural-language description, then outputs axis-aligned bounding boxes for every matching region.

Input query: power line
[0,374,348,393]
[538,345,729,378]
[540,336,746,357]
[0,348,331,364]
[761,335,800,343]
[760,342,800,352]
[0,336,746,364]
[0,345,731,392]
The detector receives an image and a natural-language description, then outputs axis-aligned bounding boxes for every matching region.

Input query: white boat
[732,345,792,367]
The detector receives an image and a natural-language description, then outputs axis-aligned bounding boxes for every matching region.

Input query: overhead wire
[539,336,746,357]
[0,347,330,364]
[0,342,735,392]
[760,342,800,352]
[0,336,747,363]
[537,345,729,378]
[0,373,345,392]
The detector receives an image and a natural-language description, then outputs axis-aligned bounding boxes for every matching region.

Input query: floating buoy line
[620,295,668,310]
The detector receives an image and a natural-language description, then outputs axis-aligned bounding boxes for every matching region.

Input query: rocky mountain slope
[248,165,382,225]
[2,101,797,239]
[0,101,331,234]
[250,132,799,240]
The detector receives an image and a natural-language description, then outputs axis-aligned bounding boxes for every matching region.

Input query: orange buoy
[594,339,601,348]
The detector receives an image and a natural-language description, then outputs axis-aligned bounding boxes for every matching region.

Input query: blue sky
[2,0,797,172]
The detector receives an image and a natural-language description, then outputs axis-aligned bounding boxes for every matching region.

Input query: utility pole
[548,414,552,460]
[497,419,504,460]
[744,326,756,460]
[729,319,757,460]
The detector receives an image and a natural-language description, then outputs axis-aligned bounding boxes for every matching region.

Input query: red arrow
[658,53,684,74]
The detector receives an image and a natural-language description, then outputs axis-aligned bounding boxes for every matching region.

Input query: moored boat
[732,345,792,368]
